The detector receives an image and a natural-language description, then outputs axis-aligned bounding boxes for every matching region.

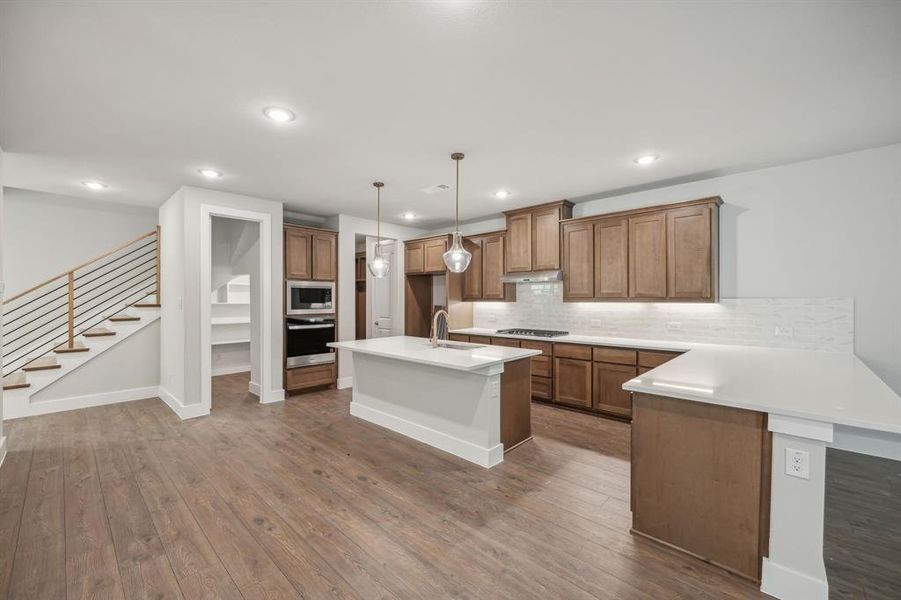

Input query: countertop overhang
[329,336,540,372]
[450,328,901,435]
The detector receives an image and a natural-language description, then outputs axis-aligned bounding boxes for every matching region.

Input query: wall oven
[286,317,336,368]
[286,280,335,315]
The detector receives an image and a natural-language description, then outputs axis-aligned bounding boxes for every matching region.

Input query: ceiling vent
[420,183,452,195]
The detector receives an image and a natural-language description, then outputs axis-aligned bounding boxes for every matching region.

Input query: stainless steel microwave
[286,280,335,315]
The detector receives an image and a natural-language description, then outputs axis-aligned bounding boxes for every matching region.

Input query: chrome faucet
[430,309,450,348]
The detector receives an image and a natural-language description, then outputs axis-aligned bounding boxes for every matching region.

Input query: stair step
[54,341,90,354]
[108,315,140,322]
[21,356,62,372]
[83,327,116,337]
[2,372,30,390]
[134,303,161,308]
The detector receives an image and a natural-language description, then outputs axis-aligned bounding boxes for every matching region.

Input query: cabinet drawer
[447,334,470,343]
[592,347,637,366]
[530,355,552,378]
[520,340,553,356]
[469,335,493,345]
[286,363,336,391]
[638,350,682,368]
[532,376,552,400]
[492,337,521,348]
[554,343,592,360]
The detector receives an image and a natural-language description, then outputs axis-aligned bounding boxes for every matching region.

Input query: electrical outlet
[666,321,682,332]
[590,318,603,328]
[785,448,810,480]
[487,314,498,323]
[774,325,794,338]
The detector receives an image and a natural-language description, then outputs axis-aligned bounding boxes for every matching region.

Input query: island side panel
[631,392,770,582]
[350,352,503,467]
[500,357,532,452]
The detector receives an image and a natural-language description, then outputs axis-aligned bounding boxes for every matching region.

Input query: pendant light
[368,181,390,278]
[443,152,472,273]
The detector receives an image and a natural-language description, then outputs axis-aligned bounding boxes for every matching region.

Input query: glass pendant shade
[367,181,390,278]
[368,249,389,278]
[443,231,472,273]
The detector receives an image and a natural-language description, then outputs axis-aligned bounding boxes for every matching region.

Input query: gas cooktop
[496,328,569,338]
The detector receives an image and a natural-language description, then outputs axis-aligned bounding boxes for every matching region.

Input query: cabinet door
[667,205,713,299]
[562,221,594,299]
[405,241,424,274]
[593,362,637,418]
[423,238,448,273]
[594,218,629,298]
[462,237,483,299]
[285,229,312,280]
[311,233,337,281]
[553,358,592,407]
[533,206,562,271]
[505,212,533,272]
[482,234,506,299]
[629,212,667,299]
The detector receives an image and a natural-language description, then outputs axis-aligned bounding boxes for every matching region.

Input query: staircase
[2,228,162,418]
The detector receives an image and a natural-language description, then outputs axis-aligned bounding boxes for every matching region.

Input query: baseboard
[158,386,209,420]
[350,401,503,468]
[212,365,251,376]
[261,388,285,404]
[337,376,353,390]
[760,557,828,600]
[5,386,160,420]
[0,435,7,470]
[248,380,261,396]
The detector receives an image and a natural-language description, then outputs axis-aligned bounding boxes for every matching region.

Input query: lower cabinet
[531,376,552,400]
[286,363,336,392]
[553,357,593,408]
[447,333,470,343]
[491,337,521,348]
[593,362,638,418]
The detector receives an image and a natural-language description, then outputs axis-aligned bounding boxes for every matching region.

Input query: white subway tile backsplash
[473,283,853,352]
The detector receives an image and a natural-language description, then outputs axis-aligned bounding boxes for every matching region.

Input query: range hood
[500,270,563,284]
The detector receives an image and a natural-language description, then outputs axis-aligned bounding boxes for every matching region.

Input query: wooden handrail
[3,229,158,304]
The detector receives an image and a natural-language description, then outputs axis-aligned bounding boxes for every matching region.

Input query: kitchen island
[329,336,541,467]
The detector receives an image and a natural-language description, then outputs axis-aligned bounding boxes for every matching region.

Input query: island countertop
[329,336,540,372]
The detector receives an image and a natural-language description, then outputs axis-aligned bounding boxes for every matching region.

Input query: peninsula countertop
[329,336,540,372]
[450,328,901,435]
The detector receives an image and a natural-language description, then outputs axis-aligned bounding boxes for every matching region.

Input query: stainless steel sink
[431,342,485,351]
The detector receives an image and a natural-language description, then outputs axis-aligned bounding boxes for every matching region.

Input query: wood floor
[824,448,901,599]
[0,372,771,599]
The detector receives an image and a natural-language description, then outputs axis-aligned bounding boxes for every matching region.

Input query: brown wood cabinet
[462,232,515,301]
[504,201,573,273]
[560,197,721,302]
[405,241,425,274]
[447,333,470,343]
[593,362,637,417]
[405,235,449,275]
[285,228,312,280]
[553,357,592,408]
[285,226,337,282]
[491,337,521,348]
[286,363,336,392]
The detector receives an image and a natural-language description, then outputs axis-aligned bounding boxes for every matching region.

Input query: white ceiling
[2,1,900,228]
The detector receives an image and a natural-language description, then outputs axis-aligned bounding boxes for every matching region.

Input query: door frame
[199,204,274,410]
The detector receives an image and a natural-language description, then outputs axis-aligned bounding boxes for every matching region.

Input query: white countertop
[329,336,540,372]
[450,328,901,435]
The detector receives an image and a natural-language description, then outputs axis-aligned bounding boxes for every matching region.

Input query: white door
[368,239,396,338]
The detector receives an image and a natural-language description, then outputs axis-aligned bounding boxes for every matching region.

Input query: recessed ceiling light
[494,190,511,199]
[263,106,295,123]
[82,181,107,190]
[402,212,416,221]
[634,154,659,166]
[198,168,223,179]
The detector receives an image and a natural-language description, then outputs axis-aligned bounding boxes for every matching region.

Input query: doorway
[199,205,274,412]
[367,236,398,338]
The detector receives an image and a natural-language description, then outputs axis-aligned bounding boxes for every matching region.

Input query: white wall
[0,146,6,463]
[1,188,157,294]
[159,186,283,414]
[457,144,901,394]
[335,214,427,386]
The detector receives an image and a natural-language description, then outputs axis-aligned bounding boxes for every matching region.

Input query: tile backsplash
[473,283,853,352]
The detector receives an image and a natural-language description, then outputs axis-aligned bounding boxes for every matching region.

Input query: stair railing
[2,226,161,377]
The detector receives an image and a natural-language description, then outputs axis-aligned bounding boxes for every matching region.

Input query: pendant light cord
[455,158,460,230]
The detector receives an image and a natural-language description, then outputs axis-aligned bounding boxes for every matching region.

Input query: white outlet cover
[785,448,810,480]
[666,321,682,331]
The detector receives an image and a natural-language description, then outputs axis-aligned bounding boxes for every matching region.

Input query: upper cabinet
[285,226,337,281]
[404,235,450,275]
[462,232,516,302]
[561,197,721,302]
[504,201,573,273]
